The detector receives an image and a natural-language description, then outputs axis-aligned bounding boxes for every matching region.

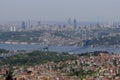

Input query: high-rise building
[68,18,72,26]
[37,21,41,27]
[10,26,12,31]
[10,26,16,32]
[67,18,73,30]
[96,23,101,28]
[81,29,87,40]
[21,21,26,30]
[73,19,77,29]
[13,26,16,32]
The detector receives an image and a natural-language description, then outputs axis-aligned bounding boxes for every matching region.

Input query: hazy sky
[0,0,120,22]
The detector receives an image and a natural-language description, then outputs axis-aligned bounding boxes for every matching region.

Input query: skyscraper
[10,26,16,32]
[68,18,72,26]
[37,21,41,26]
[67,18,73,30]
[21,21,26,30]
[73,19,77,29]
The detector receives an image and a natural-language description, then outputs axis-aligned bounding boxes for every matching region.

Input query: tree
[5,70,13,80]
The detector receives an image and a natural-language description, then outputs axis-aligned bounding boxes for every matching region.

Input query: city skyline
[0,0,120,22]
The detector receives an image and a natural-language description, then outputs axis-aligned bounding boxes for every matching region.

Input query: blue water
[0,43,119,54]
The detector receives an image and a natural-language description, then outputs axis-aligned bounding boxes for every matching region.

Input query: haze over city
[1,0,120,80]
[0,0,120,22]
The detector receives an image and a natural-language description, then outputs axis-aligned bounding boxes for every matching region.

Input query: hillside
[0,51,77,66]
